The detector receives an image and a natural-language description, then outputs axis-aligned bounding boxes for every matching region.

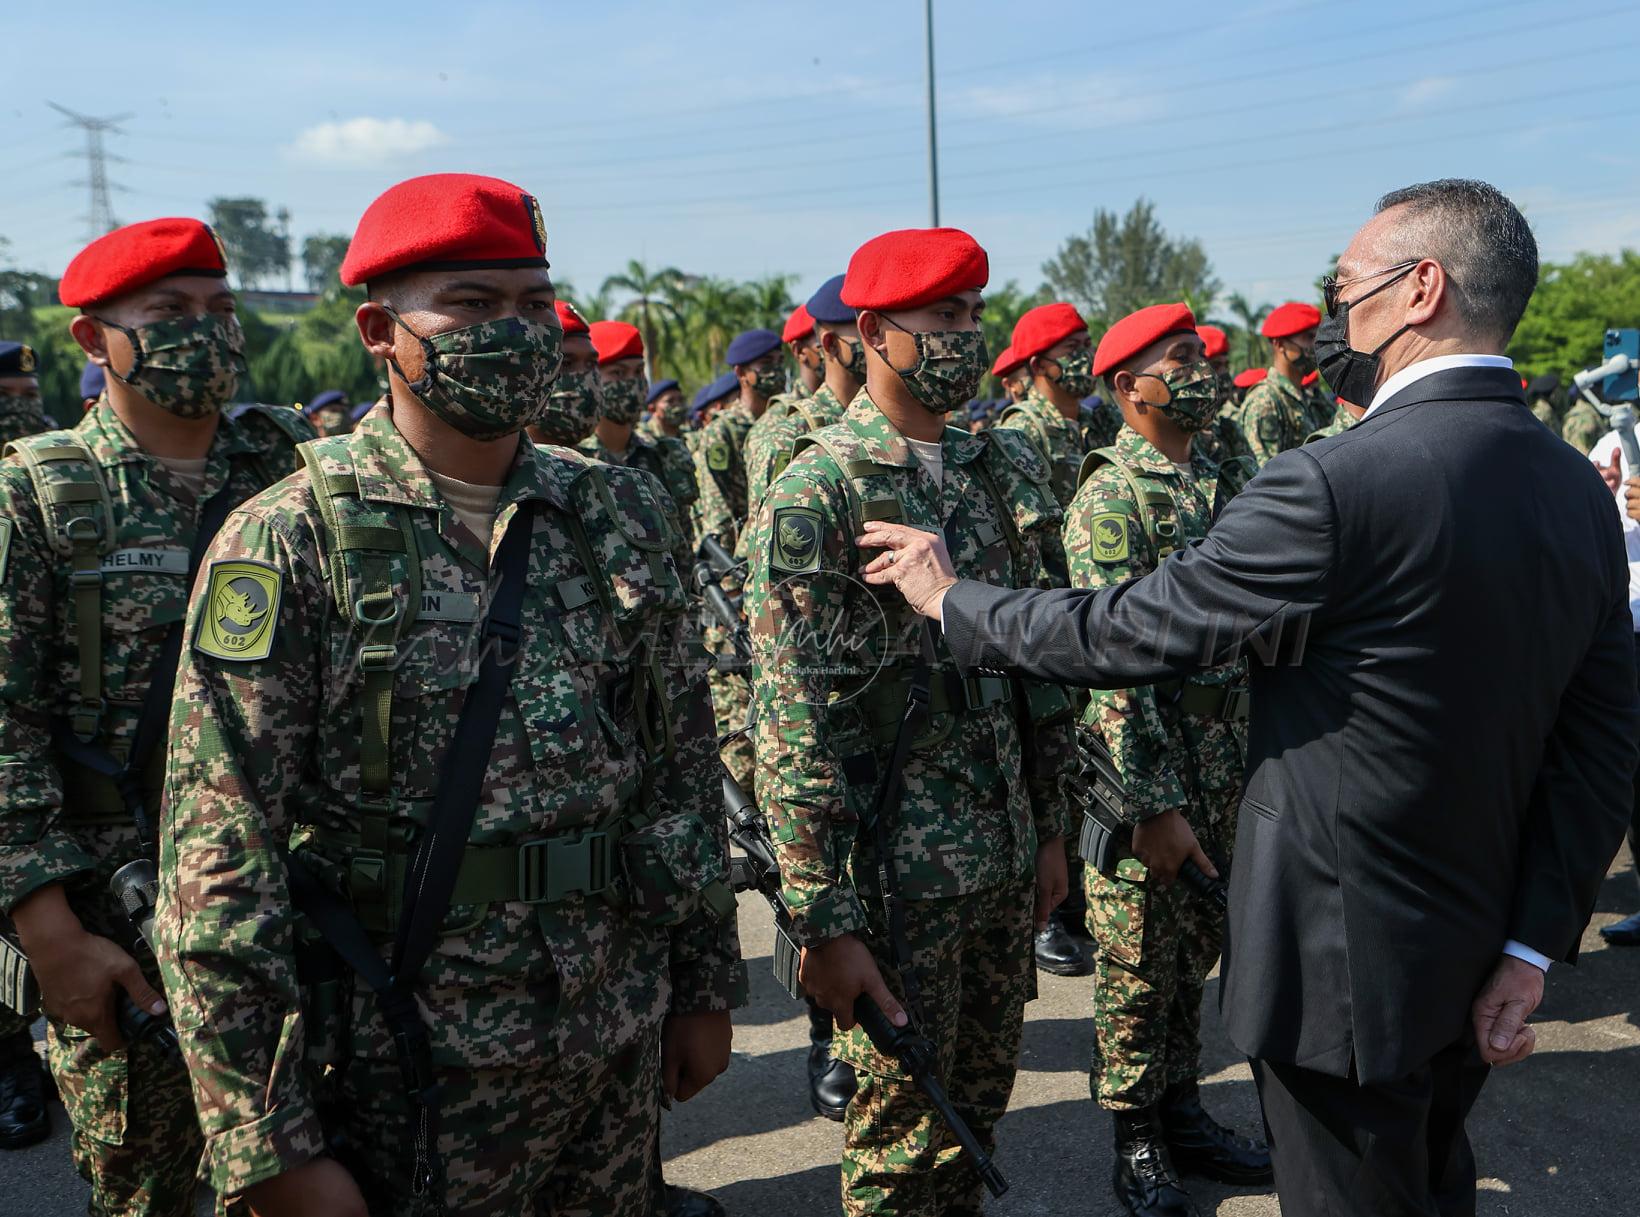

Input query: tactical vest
[6,405,302,824]
[791,424,1071,752]
[295,435,701,934]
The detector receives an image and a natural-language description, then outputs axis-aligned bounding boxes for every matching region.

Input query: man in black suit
[852,179,1640,1216]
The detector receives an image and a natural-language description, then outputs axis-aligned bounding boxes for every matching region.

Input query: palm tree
[673,276,755,378]
[1224,292,1272,374]
[600,259,685,379]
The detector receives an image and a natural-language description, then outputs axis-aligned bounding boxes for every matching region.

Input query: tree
[600,259,685,380]
[978,280,1051,394]
[1508,250,1640,381]
[1042,198,1220,334]
[1222,292,1273,373]
[301,235,350,293]
[208,197,291,290]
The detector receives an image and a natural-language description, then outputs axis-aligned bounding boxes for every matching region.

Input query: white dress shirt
[1586,429,1640,629]
[1362,352,1515,418]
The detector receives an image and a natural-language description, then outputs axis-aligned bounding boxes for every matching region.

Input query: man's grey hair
[1374,179,1538,345]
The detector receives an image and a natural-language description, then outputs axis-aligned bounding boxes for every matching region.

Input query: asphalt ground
[9,854,1640,1216]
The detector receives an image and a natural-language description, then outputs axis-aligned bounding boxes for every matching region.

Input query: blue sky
[3,0,1637,321]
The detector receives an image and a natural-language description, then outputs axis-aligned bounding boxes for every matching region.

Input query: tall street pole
[925,0,940,226]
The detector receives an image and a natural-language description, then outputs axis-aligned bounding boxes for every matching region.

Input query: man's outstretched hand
[857,521,959,619]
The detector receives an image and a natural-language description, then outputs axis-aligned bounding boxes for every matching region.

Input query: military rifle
[723,769,1009,1198]
[694,534,751,676]
[1076,734,1228,909]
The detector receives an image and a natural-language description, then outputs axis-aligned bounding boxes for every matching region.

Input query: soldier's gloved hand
[662,1009,733,1103]
[1034,836,1069,930]
[12,885,165,1052]
[799,933,908,1033]
[1130,808,1217,891]
[1623,474,1640,522]
[245,1156,368,1217]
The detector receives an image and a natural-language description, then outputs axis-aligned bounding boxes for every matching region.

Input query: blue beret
[725,328,781,367]
[0,342,37,378]
[349,399,374,423]
[805,275,854,326]
[79,361,105,399]
[304,389,348,416]
[646,378,679,405]
[702,371,739,405]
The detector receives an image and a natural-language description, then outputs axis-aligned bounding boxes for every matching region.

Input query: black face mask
[1314,265,1417,407]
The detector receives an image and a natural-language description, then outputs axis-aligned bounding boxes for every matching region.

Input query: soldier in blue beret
[641,377,687,442]
[0,341,49,444]
[78,361,106,413]
[301,388,353,437]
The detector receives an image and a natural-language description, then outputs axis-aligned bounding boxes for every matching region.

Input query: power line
[47,102,132,240]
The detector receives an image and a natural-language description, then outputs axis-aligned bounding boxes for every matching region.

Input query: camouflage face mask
[1141,360,1221,434]
[531,368,602,445]
[386,309,564,441]
[750,364,787,401]
[99,313,246,419]
[1047,347,1096,399]
[879,319,988,414]
[831,334,868,381]
[657,394,689,427]
[599,374,647,425]
[8,390,45,415]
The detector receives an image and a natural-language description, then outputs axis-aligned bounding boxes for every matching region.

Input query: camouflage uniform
[745,394,1075,1216]
[1562,397,1606,454]
[1304,402,1357,444]
[1065,426,1249,1112]
[0,397,312,1216]
[1237,369,1324,466]
[576,428,699,551]
[742,384,850,534]
[1078,398,1122,453]
[995,389,1099,589]
[1529,395,1562,432]
[156,404,746,1215]
[0,398,51,447]
[691,399,759,793]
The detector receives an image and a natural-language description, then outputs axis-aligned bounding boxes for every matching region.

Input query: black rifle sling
[52,480,240,846]
[287,499,535,1208]
[861,617,937,1023]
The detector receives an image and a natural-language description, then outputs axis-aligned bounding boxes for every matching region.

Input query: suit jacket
[942,365,1639,1083]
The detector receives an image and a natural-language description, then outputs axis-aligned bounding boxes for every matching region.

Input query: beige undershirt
[427,468,504,547]
[905,435,944,487]
[156,455,208,503]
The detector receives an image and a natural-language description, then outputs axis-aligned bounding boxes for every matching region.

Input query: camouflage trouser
[288,1027,661,1217]
[703,617,755,795]
[836,876,1036,1217]
[47,1012,203,1217]
[1085,803,1233,1111]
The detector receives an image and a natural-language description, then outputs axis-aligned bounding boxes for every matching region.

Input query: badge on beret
[194,560,281,662]
[1090,512,1130,564]
[706,442,730,472]
[770,506,823,575]
[206,225,229,268]
[17,346,34,374]
[524,193,547,255]
[0,518,12,585]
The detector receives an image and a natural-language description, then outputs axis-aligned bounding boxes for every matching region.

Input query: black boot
[1112,1108,1201,1217]
[0,1029,49,1151]
[1600,910,1640,945]
[664,1184,725,1217]
[1034,912,1092,976]
[807,1035,857,1121]
[1158,1079,1273,1186]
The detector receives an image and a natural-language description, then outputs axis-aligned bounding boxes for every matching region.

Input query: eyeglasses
[1322,258,1421,318]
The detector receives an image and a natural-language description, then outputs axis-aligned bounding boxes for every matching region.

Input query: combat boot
[665,1184,726,1217]
[1033,911,1091,976]
[1112,1108,1201,1217]
[807,1034,857,1121]
[1158,1078,1273,1186]
[0,1028,49,1150]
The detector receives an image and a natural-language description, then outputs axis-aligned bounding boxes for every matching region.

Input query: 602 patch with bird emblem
[194,559,282,661]
[1090,512,1130,564]
[770,506,824,575]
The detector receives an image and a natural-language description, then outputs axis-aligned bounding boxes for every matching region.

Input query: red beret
[1261,301,1322,339]
[1301,370,1319,387]
[588,319,644,365]
[1197,324,1229,360]
[1091,302,1197,377]
[782,303,815,344]
[339,173,548,286]
[59,217,227,308]
[990,343,1024,378]
[555,300,590,336]
[841,227,988,311]
[1011,302,1088,362]
[1233,367,1268,389]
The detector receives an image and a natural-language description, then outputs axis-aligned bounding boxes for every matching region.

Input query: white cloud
[1396,75,1457,111]
[288,117,449,166]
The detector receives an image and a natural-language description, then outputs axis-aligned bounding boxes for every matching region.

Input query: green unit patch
[770,506,824,575]
[194,559,282,661]
[706,441,731,472]
[0,517,11,584]
[1090,512,1130,564]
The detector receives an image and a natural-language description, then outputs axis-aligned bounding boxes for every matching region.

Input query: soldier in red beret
[1237,300,1329,465]
[0,217,315,1211]
[744,227,1076,1214]
[155,174,745,1217]
[783,303,824,398]
[524,299,602,448]
[990,343,1030,406]
[1193,322,1258,478]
